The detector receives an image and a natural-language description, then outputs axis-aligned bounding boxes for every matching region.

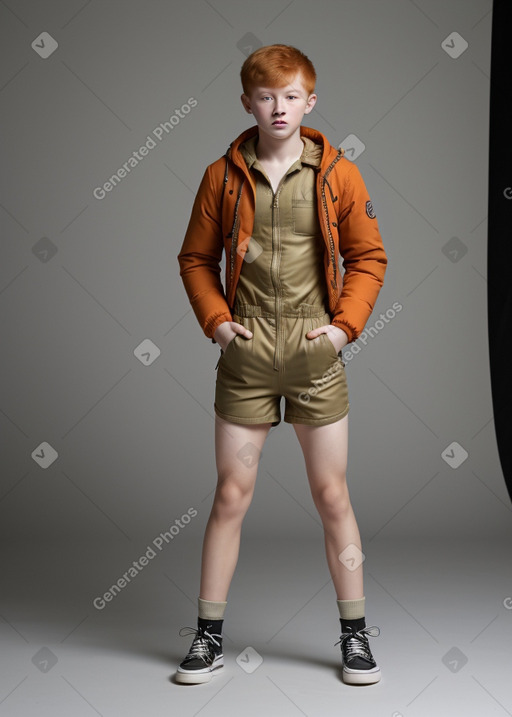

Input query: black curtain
[488,0,512,503]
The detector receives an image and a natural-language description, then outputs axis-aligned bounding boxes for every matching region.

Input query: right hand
[214,321,253,352]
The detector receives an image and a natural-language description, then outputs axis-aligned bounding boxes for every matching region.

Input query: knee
[213,476,253,520]
[313,480,351,521]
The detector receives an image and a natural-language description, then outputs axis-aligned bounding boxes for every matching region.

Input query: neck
[254,127,304,163]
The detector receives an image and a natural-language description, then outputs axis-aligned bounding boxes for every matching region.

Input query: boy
[176,44,387,686]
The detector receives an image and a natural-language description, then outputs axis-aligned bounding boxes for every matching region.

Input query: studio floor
[1,534,512,717]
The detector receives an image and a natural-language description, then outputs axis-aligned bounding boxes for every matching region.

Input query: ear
[303,93,317,115]
[241,93,252,114]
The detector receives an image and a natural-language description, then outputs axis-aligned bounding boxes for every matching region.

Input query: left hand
[306,324,349,354]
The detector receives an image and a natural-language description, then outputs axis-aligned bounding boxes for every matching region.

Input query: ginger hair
[240,44,316,96]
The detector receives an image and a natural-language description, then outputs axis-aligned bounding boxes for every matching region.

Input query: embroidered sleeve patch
[366,200,376,219]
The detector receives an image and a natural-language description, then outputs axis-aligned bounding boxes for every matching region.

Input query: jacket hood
[226,124,342,175]
[238,133,323,170]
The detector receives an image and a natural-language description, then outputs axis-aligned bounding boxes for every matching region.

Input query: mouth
[272,120,287,125]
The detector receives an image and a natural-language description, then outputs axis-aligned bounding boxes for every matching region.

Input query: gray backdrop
[2,2,511,716]
[1,0,506,540]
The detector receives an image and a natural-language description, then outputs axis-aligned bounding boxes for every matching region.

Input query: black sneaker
[175,622,223,684]
[335,625,381,685]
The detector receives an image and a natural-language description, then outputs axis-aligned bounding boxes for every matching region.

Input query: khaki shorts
[214,304,349,427]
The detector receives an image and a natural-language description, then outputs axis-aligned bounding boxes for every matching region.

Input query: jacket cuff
[206,312,233,341]
[331,318,358,343]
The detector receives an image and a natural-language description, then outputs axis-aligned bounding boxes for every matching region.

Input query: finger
[305,329,321,339]
[234,327,253,339]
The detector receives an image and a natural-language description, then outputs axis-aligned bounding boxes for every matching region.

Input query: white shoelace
[334,625,380,661]
[179,627,222,664]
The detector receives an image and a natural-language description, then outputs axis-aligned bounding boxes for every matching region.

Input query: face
[241,72,317,141]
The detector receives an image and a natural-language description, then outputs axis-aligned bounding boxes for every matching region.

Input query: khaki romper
[214,135,349,427]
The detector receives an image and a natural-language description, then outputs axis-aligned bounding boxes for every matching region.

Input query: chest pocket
[292,199,320,236]
[292,174,320,236]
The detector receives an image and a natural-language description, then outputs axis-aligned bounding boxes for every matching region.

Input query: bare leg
[293,415,364,599]
[199,414,272,601]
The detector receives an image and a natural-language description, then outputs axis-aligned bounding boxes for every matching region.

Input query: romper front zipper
[225,144,343,316]
[270,182,286,371]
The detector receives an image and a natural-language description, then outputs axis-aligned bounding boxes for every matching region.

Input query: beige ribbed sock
[337,596,365,620]
[198,597,227,620]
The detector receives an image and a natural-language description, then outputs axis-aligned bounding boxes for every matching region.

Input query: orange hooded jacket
[177,124,387,343]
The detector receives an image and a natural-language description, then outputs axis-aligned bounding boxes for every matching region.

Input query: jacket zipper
[229,179,244,284]
[321,151,343,289]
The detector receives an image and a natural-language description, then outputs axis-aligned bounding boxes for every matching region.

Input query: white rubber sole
[175,655,224,684]
[342,665,381,685]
